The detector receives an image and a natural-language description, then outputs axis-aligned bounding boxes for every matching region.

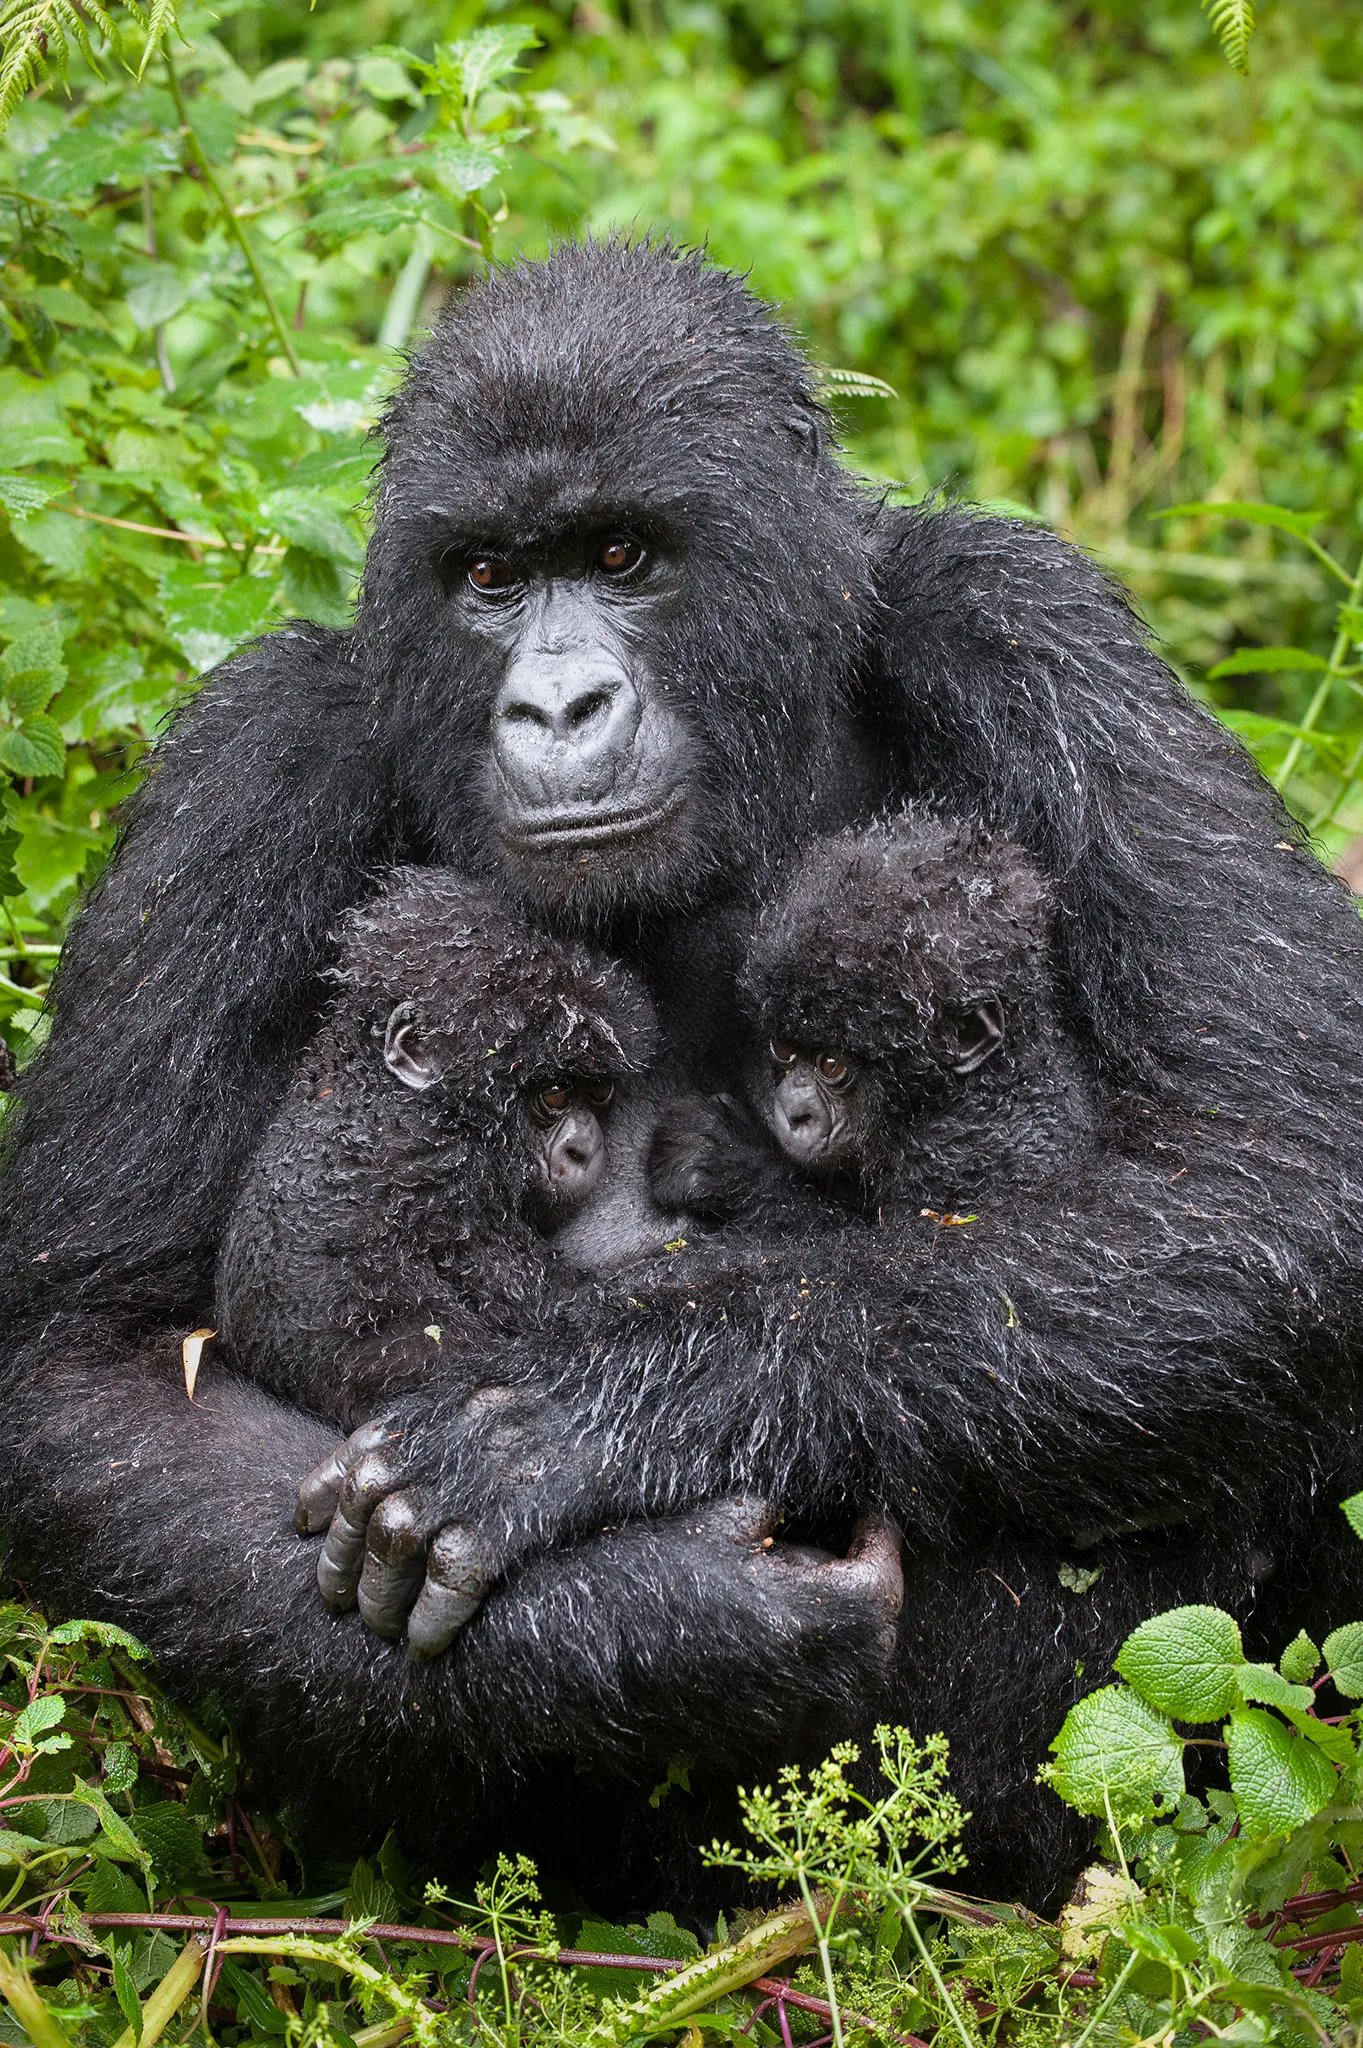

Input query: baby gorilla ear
[951,998,1006,1075]
[383,1001,440,1091]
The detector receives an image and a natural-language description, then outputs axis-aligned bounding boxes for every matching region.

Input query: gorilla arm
[0,624,399,1333]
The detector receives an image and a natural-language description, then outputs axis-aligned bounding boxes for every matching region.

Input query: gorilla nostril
[565,687,614,733]
[503,699,554,730]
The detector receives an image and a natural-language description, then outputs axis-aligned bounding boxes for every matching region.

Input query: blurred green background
[2,0,1362,1052]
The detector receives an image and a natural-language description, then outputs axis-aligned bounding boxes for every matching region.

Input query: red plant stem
[1279,1922,1363,1956]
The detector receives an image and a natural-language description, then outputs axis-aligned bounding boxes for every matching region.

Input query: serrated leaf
[101,1742,138,1794]
[258,489,365,569]
[113,1948,142,2042]
[1323,1623,1363,1697]
[1234,1664,1315,1713]
[812,366,898,400]
[1045,1684,1185,1818]
[426,140,502,198]
[33,1796,97,1843]
[1280,1631,1320,1684]
[10,1693,66,1747]
[1162,500,1323,538]
[72,1785,148,1867]
[1207,647,1328,679]
[157,565,276,673]
[46,1617,149,1658]
[81,1855,148,1913]
[1114,1605,1245,1721]
[125,267,194,331]
[0,473,56,521]
[21,127,181,199]
[132,1801,204,1881]
[449,24,538,105]
[1123,1920,1201,1966]
[1226,1709,1337,1837]
[1,714,66,778]
[0,1832,48,1864]
[1341,1492,1363,1540]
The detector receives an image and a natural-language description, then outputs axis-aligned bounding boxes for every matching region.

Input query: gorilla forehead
[378,239,835,536]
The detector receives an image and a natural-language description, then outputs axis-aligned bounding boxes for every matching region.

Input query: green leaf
[218,1958,287,2036]
[10,1693,67,1748]
[426,140,503,198]
[1,626,65,715]
[0,1832,48,1864]
[812,366,898,400]
[101,1742,138,1794]
[258,489,365,568]
[21,128,180,201]
[34,1797,98,1844]
[12,509,93,578]
[1123,1921,1201,1966]
[449,24,539,105]
[1202,0,1255,74]
[113,1948,142,2043]
[81,1856,150,1914]
[1162,500,1324,539]
[1341,1492,1363,1541]
[1280,1632,1320,1684]
[280,547,352,627]
[1045,1684,1185,1818]
[1322,1623,1363,1697]
[1,715,66,778]
[125,267,194,331]
[1234,1664,1315,1713]
[358,53,422,106]
[1207,647,1329,679]
[1114,1605,1245,1721]
[1226,1709,1338,1837]
[131,1801,204,1881]
[0,474,56,522]
[157,565,277,673]
[46,1617,149,1658]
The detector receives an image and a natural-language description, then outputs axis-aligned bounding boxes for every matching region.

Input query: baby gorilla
[216,863,656,1501]
[652,811,1099,1223]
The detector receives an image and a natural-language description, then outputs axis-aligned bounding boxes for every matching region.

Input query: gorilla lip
[502,788,686,852]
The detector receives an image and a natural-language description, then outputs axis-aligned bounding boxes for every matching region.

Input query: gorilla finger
[295,1417,397,1536]
[316,1448,404,1612]
[407,1524,497,1661]
[357,1488,429,1640]
[833,1514,905,1612]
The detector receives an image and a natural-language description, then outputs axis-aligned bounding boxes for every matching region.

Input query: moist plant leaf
[1114,1605,1245,1721]
[1226,1708,1338,1837]
[1234,1664,1315,1713]
[1279,1631,1320,1684]
[1341,1493,1363,1541]
[1322,1623,1363,1696]
[1045,1684,1185,1818]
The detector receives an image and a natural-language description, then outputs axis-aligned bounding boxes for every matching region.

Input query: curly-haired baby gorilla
[651,811,1100,1224]
[216,868,658,1644]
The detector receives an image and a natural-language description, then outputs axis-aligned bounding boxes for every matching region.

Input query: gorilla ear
[951,999,1005,1075]
[383,1001,439,1091]
[788,413,822,466]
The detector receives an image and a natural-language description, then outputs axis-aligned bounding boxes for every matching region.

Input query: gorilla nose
[774,1088,832,1162]
[494,664,642,809]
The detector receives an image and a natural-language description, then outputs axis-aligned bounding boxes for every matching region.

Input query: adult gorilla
[2,241,1362,1907]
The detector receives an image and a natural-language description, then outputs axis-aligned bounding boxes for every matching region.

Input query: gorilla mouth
[502,788,686,853]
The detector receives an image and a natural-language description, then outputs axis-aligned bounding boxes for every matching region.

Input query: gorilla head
[362,242,876,930]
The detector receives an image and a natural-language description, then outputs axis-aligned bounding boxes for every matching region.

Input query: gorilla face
[362,243,876,931]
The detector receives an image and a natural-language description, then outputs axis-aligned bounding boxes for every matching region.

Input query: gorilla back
[2,239,1362,1909]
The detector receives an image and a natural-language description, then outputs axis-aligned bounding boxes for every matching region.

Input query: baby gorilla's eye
[770,1039,799,1070]
[598,537,644,577]
[469,555,512,592]
[817,1052,852,1089]
[533,1080,572,1119]
[581,1079,615,1110]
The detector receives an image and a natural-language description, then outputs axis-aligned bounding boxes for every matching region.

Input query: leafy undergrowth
[7,1507,1363,2046]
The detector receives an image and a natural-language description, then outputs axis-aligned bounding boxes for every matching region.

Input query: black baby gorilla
[652,810,1100,1225]
[216,867,657,1649]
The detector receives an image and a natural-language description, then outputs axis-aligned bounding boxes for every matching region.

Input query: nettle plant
[1042,1492,1363,2041]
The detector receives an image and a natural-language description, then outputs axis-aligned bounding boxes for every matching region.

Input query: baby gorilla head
[337,869,656,1232]
[744,811,1063,1189]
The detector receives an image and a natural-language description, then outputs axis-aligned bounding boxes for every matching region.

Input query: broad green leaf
[1279,1710,1356,1766]
[125,267,194,331]
[1234,1664,1315,1713]
[1045,1684,1185,1817]
[1322,1623,1363,1696]
[1122,1921,1200,1966]
[1226,1709,1337,1837]
[1207,647,1329,679]
[1341,1492,1363,1541]
[1,715,67,778]
[1,626,66,716]
[12,510,93,578]
[21,129,180,201]
[1162,501,1325,539]
[157,565,277,673]
[358,53,422,105]
[33,1797,98,1844]
[82,1856,150,1914]
[426,140,503,198]
[46,1616,149,1658]
[450,24,539,105]
[0,424,84,469]
[0,474,56,521]
[1114,1605,1245,1721]
[218,1958,288,2036]
[10,1693,67,1747]
[281,547,353,626]
[101,1742,138,1794]
[131,1801,204,1881]
[250,58,309,104]
[259,489,365,568]
[1279,1631,1320,1684]
[0,1832,47,1864]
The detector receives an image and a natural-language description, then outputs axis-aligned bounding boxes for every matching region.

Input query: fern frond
[135,0,176,77]
[0,0,118,131]
[1201,0,1254,75]
[812,366,898,402]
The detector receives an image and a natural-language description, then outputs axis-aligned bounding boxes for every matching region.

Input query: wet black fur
[3,241,1363,1910]
[216,867,656,1422]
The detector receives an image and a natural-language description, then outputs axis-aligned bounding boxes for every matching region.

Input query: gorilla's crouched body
[2,242,1362,1910]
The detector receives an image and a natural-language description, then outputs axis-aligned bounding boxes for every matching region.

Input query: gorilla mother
[3,241,1362,1908]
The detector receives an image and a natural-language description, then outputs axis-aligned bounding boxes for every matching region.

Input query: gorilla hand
[295,1385,567,1650]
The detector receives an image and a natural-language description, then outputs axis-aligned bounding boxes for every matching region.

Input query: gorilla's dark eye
[533,1080,572,1119]
[770,1039,799,1070]
[817,1052,851,1088]
[582,1078,615,1110]
[469,555,512,592]
[598,537,644,577]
